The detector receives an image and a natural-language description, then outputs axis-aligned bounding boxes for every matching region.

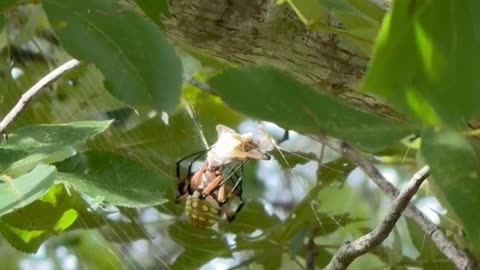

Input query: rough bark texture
[165,0,402,120]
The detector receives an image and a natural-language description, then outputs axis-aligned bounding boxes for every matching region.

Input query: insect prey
[175,124,274,227]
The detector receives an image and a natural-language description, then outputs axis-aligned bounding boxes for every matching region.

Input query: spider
[175,124,286,227]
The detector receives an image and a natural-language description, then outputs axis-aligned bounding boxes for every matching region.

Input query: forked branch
[320,138,478,270]
[0,59,81,134]
[324,165,430,270]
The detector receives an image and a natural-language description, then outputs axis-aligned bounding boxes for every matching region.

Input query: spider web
[0,7,446,270]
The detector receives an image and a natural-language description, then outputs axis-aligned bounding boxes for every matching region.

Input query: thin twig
[325,165,430,270]
[320,138,478,270]
[188,78,218,96]
[0,59,81,134]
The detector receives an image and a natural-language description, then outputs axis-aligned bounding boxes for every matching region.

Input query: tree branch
[0,59,81,134]
[324,165,430,270]
[320,138,478,270]
[165,0,403,121]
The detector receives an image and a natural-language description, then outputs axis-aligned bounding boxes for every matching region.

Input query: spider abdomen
[185,191,222,227]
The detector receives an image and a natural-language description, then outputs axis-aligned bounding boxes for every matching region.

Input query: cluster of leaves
[0,0,479,269]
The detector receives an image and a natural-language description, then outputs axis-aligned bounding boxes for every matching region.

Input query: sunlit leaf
[0,164,55,217]
[286,0,381,53]
[0,185,79,253]
[421,130,480,252]
[43,0,183,113]
[0,120,112,176]
[57,151,171,207]
[210,67,415,151]
[363,0,480,127]
[286,0,325,25]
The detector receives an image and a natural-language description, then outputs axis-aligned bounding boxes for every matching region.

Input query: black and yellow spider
[174,125,287,228]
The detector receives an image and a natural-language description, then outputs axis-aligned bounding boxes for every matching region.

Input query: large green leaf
[363,0,480,127]
[133,0,170,26]
[0,164,56,217]
[0,120,112,176]
[0,185,80,253]
[56,151,171,207]
[209,67,414,151]
[169,221,230,270]
[43,0,183,113]
[421,130,480,252]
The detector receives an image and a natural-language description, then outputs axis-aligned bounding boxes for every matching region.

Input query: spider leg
[218,161,246,188]
[222,166,245,222]
[229,165,244,197]
[175,149,208,180]
[276,129,289,145]
[201,174,223,197]
[175,150,208,203]
[175,163,206,203]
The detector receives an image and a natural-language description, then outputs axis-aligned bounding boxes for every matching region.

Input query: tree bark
[165,0,402,120]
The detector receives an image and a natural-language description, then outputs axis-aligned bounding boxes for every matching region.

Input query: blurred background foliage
[0,0,476,269]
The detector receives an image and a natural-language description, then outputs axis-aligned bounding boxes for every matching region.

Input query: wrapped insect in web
[175,124,286,227]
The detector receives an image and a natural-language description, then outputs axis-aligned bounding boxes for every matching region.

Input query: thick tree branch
[324,165,430,270]
[165,0,403,121]
[320,138,478,270]
[0,59,81,134]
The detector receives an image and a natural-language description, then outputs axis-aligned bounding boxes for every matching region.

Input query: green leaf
[0,164,56,217]
[218,201,280,234]
[99,221,150,242]
[133,0,170,26]
[58,232,125,270]
[43,0,183,113]
[56,151,171,207]
[406,219,454,269]
[421,129,480,252]
[0,16,5,30]
[288,226,308,256]
[317,157,355,186]
[209,67,414,151]
[169,221,230,270]
[88,86,243,173]
[286,0,325,25]
[313,248,334,268]
[0,185,79,253]
[0,0,22,13]
[0,120,112,176]
[273,150,320,169]
[363,0,480,127]
[230,241,283,270]
[286,0,380,54]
